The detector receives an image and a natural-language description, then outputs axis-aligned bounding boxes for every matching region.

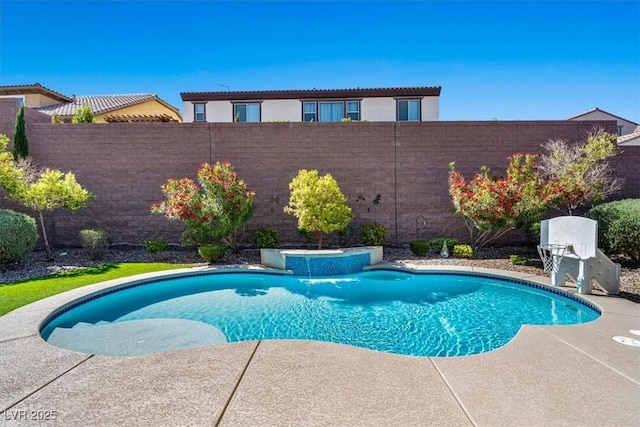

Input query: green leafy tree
[538,127,622,215]
[151,162,256,252]
[284,169,353,249]
[13,106,28,160]
[16,169,92,260]
[72,105,95,123]
[0,134,26,198]
[0,138,92,260]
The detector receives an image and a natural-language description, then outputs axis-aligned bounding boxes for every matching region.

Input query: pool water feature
[40,269,600,357]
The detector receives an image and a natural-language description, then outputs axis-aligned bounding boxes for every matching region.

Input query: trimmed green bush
[254,228,280,248]
[198,244,227,263]
[453,244,473,258]
[409,240,429,256]
[79,229,110,260]
[144,240,168,255]
[338,224,356,247]
[510,254,528,265]
[0,209,37,268]
[586,199,640,260]
[360,223,387,246]
[429,237,460,253]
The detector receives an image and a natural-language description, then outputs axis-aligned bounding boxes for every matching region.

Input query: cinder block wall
[1,98,636,248]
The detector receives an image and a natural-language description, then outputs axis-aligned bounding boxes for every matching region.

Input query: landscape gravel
[1,246,638,304]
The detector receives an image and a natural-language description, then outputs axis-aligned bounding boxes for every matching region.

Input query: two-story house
[180,86,441,123]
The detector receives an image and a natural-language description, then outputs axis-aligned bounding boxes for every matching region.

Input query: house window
[346,101,360,121]
[397,99,421,121]
[616,126,623,136]
[302,100,360,122]
[233,103,261,122]
[194,103,206,122]
[303,102,317,122]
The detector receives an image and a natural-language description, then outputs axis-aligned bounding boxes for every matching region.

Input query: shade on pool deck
[1,265,639,426]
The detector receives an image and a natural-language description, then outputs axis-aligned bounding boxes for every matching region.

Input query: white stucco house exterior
[180,86,441,123]
[568,107,638,137]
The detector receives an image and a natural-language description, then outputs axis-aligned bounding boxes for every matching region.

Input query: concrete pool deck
[1,265,638,426]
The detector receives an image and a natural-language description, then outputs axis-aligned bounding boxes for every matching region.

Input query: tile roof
[34,94,160,116]
[181,86,442,101]
[617,125,640,145]
[0,82,71,103]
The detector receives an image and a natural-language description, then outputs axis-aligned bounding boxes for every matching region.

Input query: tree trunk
[317,232,323,250]
[39,211,53,261]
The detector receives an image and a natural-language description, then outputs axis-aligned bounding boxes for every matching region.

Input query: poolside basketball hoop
[537,243,568,273]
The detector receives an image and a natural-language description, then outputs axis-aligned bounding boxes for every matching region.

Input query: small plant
[79,229,110,260]
[360,223,387,246]
[144,240,168,255]
[338,224,356,247]
[409,240,429,256]
[453,244,473,258]
[510,254,529,265]
[298,228,315,249]
[198,243,227,263]
[0,209,37,268]
[72,105,95,123]
[429,237,460,254]
[254,228,280,248]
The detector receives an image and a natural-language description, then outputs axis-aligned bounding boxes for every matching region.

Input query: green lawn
[0,262,192,316]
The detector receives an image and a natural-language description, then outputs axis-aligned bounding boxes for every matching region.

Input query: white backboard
[540,216,597,259]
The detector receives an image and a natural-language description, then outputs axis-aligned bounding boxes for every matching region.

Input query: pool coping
[1,264,639,426]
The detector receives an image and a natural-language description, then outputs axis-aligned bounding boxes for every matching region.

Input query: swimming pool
[40,269,600,357]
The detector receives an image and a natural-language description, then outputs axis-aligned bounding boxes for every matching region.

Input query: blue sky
[1,0,638,121]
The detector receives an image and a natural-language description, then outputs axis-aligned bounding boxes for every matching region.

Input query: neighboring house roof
[35,94,181,117]
[0,82,72,103]
[567,107,639,126]
[617,125,640,146]
[181,86,442,102]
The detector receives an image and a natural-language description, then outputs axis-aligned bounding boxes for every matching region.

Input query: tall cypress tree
[13,105,28,160]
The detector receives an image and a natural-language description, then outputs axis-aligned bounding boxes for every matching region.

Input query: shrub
[587,199,640,260]
[361,223,387,246]
[510,254,528,265]
[254,228,279,248]
[0,209,37,268]
[72,105,95,123]
[409,240,429,256]
[298,228,315,249]
[151,162,256,253]
[453,244,473,258]
[429,237,460,253]
[338,224,356,247]
[144,240,168,255]
[198,244,227,263]
[79,229,110,260]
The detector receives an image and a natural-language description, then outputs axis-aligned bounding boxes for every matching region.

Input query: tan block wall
[1,98,636,248]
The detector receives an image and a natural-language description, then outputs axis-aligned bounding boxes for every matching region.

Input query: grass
[0,262,192,316]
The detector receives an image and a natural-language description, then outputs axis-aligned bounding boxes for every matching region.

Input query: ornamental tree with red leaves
[151,161,256,252]
[448,154,555,250]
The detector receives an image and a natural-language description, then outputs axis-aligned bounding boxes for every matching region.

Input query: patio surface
[1,265,639,426]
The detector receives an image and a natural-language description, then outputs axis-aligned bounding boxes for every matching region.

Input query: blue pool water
[40,270,600,357]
